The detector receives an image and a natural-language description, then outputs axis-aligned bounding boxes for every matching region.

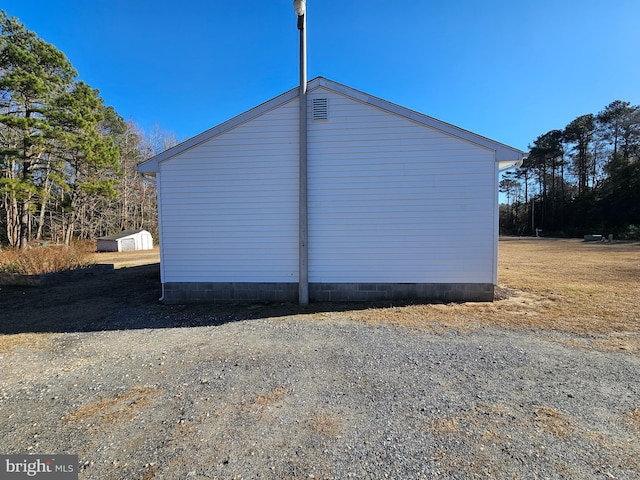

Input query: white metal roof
[97,229,149,241]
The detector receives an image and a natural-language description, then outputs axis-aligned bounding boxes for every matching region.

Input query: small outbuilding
[137,77,524,304]
[96,229,154,252]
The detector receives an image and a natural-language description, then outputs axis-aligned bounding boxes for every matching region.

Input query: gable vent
[312,98,328,121]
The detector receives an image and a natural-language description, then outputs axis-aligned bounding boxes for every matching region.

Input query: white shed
[96,229,154,252]
[137,77,523,304]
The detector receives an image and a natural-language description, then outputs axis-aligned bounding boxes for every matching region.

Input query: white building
[137,77,523,303]
[96,229,154,252]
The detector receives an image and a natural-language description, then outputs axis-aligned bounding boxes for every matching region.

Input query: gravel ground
[1,261,639,479]
[2,313,639,479]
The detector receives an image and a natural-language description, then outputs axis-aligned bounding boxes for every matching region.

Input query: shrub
[619,224,640,240]
[0,243,95,275]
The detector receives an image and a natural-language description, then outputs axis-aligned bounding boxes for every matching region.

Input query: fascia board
[137,75,524,173]
[136,87,299,173]
[309,77,525,164]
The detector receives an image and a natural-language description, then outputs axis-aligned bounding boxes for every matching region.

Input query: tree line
[0,11,175,249]
[500,99,640,238]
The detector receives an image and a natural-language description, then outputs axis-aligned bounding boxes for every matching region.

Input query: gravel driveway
[1,264,639,479]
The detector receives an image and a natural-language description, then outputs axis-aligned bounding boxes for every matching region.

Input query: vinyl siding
[158,99,299,283]
[156,86,500,286]
[307,87,496,283]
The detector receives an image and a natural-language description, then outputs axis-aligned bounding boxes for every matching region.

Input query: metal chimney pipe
[294,0,308,306]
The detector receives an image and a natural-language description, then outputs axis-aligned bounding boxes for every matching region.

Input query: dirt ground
[0,238,638,352]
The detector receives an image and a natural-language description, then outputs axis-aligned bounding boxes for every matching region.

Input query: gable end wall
[157,86,500,303]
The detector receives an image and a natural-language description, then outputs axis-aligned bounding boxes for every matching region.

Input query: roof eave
[498,156,526,172]
[309,77,525,162]
[136,76,525,173]
[135,86,300,174]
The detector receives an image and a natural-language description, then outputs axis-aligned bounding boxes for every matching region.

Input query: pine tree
[0,11,76,247]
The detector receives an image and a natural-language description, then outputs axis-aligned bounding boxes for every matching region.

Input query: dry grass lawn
[324,238,639,353]
[2,239,638,354]
[92,246,161,268]
[0,333,50,353]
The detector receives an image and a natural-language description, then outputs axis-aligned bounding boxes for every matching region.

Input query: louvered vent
[312,98,328,121]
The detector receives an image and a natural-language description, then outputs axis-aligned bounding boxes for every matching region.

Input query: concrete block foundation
[162,282,494,304]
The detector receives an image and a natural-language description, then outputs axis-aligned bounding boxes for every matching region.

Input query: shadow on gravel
[0,263,435,335]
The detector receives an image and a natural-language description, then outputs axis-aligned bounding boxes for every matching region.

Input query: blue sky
[5,0,640,152]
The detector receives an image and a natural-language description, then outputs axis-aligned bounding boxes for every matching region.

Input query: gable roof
[97,229,149,241]
[137,77,524,174]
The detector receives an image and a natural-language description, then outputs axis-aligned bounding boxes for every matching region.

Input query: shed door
[120,238,135,252]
